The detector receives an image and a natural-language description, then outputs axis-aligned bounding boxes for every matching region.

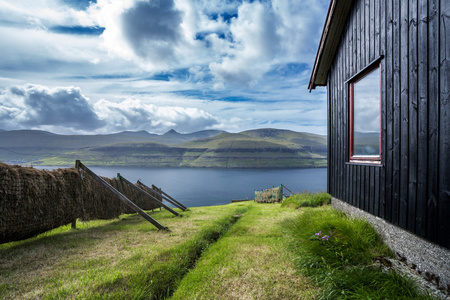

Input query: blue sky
[0,0,328,135]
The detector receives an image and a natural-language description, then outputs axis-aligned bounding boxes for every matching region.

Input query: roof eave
[308,0,354,91]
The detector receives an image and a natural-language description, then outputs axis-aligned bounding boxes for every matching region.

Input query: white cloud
[272,0,328,59]
[93,97,220,134]
[0,0,97,29]
[0,0,328,80]
[0,84,225,134]
[0,21,106,78]
[208,0,328,87]
[92,0,328,86]
[0,0,328,87]
[93,0,187,70]
[208,2,278,87]
[0,81,327,135]
[0,84,104,131]
[0,0,330,135]
[93,0,145,63]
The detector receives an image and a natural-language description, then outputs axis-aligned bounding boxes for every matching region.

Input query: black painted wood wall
[327,0,449,248]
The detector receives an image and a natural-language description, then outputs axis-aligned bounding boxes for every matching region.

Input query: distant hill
[119,130,158,138]
[30,128,327,168]
[156,129,228,145]
[0,129,225,164]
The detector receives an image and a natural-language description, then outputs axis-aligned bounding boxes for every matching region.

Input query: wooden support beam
[75,160,168,230]
[281,184,294,195]
[136,180,187,211]
[117,174,180,216]
[151,183,188,211]
[152,184,187,210]
[152,184,188,211]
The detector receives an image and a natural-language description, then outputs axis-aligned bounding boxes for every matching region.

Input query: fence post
[73,159,82,229]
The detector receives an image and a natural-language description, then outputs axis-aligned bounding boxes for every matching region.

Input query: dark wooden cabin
[309,0,449,251]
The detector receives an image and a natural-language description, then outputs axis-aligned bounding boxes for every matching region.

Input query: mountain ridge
[0,128,327,168]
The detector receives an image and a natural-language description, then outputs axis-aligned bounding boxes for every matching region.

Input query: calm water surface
[37,166,327,207]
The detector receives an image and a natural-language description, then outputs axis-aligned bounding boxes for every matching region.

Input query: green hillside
[35,128,327,168]
[0,129,224,164]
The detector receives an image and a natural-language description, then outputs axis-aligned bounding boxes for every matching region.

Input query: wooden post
[117,175,180,216]
[281,184,294,195]
[152,184,188,211]
[73,160,82,228]
[76,161,168,230]
[136,180,187,211]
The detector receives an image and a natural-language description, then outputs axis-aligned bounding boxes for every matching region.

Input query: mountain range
[0,128,327,168]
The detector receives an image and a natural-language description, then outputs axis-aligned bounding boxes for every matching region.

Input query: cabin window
[349,63,381,163]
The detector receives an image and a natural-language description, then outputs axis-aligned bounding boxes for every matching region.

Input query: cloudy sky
[0,0,328,135]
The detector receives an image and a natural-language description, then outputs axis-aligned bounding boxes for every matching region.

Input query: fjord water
[38,166,327,207]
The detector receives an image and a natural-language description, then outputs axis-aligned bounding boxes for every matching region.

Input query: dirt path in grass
[170,203,318,299]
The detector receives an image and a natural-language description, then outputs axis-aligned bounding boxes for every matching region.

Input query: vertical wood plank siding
[379,0,386,220]
[327,0,449,248]
[438,0,450,247]
[385,0,394,223]
[408,0,418,234]
[400,0,409,230]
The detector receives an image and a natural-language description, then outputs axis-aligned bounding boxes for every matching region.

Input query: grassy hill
[0,128,327,168]
[176,129,327,168]
[0,129,224,164]
[34,129,327,168]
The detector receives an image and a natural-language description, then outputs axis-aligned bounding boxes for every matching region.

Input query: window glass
[351,67,380,159]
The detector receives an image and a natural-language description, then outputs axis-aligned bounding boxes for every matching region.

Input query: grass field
[0,201,434,299]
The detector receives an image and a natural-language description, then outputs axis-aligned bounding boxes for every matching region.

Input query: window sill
[346,161,384,167]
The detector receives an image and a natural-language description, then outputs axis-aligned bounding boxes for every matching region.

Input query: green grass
[282,206,434,299]
[0,204,247,299]
[83,209,247,299]
[0,199,436,299]
[281,191,331,208]
[170,203,317,299]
